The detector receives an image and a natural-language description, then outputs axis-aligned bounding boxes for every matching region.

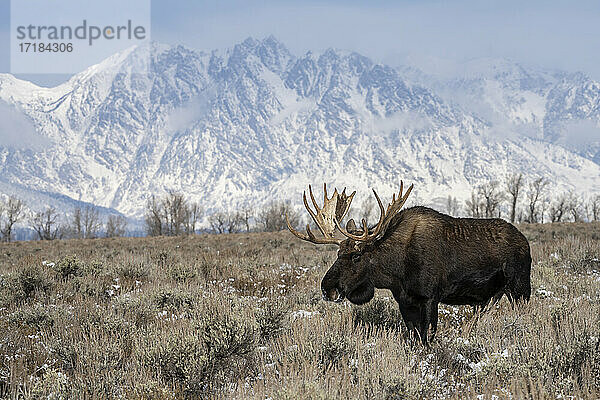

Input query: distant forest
[1,173,598,242]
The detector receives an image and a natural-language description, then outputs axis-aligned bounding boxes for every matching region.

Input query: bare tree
[567,194,585,222]
[505,173,523,223]
[446,195,460,216]
[526,178,548,223]
[208,212,227,234]
[549,193,569,222]
[240,207,253,233]
[162,191,188,236]
[257,201,299,232]
[226,212,243,234]
[465,182,504,219]
[591,195,600,221]
[516,209,525,223]
[208,211,243,234]
[466,191,483,218]
[71,206,101,239]
[583,197,591,222]
[84,206,101,238]
[146,193,203,236]
[31,207,61,240]
[71,207,83,238]
[539,197,549,224]
[0,196,25,242]
[479,181,504,218]
[145,195,164,236]
[106,215,127,238]
[185,202,202,234]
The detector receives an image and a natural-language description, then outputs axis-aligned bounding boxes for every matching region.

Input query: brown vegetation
[0,223,599,398]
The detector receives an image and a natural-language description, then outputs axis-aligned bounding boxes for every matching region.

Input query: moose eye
[352,254,361,263]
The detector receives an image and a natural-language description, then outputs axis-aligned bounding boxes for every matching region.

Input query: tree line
[1,177,598,242]
[449,174,600,223]
[143,191,300,236]
[0,191,302,242]
[0,197,127,243]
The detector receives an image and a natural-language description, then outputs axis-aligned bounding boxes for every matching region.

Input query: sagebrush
[0,224,599,399]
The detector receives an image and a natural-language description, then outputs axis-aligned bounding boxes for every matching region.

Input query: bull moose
[286,182,531,344]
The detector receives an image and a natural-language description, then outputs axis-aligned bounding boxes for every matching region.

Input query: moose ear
[345,219,357,233]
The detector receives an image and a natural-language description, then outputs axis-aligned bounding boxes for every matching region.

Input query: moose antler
[286,183,356,245]
[335,181,413,242]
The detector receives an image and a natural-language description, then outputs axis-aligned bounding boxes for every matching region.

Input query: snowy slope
[0,37,599,222]
[397,56,600,165]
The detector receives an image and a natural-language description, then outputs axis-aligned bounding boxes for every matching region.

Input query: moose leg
[513,256,532,302]
[473,296,491,316]
[489,292,503,308]
[397,303,421,342]
[426,300,439,342]
[504,254,531,304]
[418,300,438,345]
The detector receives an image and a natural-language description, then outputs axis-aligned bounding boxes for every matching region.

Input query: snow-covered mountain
[1,37,599,221]
[397,56,600,165]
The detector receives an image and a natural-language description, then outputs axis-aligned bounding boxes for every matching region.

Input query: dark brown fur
[321,206,532,344]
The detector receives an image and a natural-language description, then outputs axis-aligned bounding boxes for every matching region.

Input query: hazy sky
[1,0,599,86]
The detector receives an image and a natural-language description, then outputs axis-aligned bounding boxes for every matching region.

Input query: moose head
[286,182,413,305]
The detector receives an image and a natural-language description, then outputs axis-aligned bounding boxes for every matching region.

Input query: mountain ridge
[1,37,599,222]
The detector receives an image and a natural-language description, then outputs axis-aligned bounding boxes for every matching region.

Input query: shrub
[149,333,208,389]
[256,299,289,342]
[29,368,70,399]
[318,332,353,370]
[550,330,600,390]
[168,263,197,282]
[132,380,176,399]
[53,255,83,280]
[112,296,155,327]
[145,312,257,395]
[0,274,12,308]
[70,273,114,300]
[7,303,55,331]
[274,381,330,399]
[150,288,195,313]
[352,297,403,331]
[198,258,223,281]
[152,251,171,268]
[202,315,256,372]
[50,340,78,373]
[82,260,106,276]
[112,260,150,282]
[12,264,52,302]
[382,377,422,400]
[427,336,486,378]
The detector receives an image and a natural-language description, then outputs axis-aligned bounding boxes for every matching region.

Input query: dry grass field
[1,222,599,399]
